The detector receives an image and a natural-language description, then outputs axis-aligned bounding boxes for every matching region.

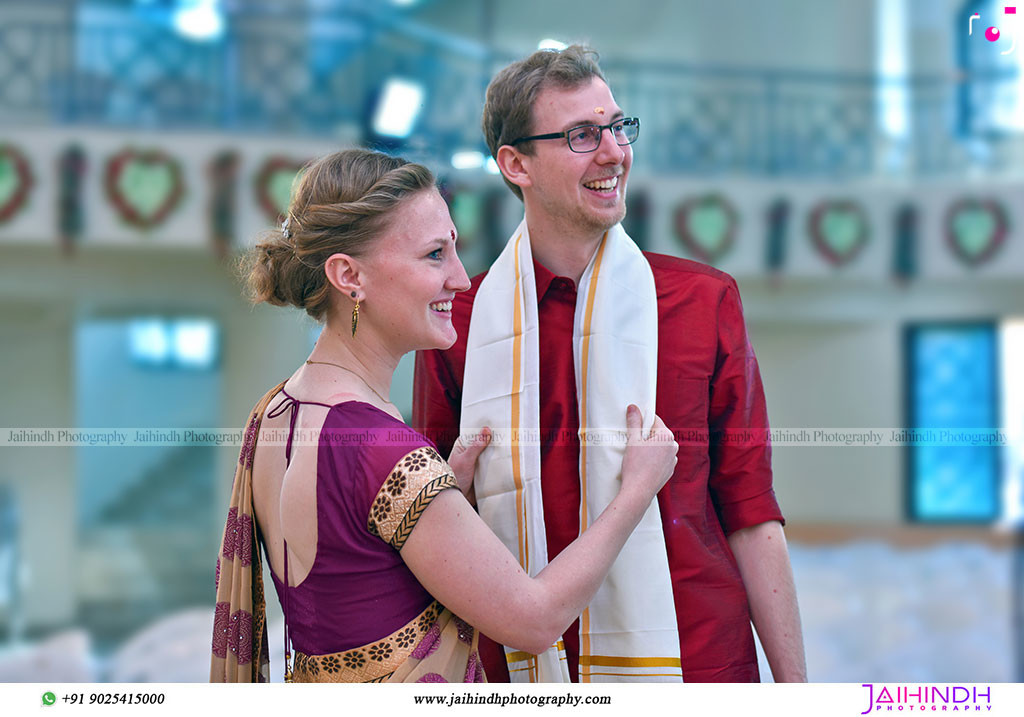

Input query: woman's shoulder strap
[252,380,289,418]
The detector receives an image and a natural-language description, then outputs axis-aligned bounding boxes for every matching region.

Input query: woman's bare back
[250,372,396,588]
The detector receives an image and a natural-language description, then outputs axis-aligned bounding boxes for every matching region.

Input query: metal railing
[0,13,1019,177]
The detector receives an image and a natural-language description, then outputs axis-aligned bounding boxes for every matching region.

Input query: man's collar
[532,257,576,298]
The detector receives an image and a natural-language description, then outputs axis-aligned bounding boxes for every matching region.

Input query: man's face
[519,77,632,238]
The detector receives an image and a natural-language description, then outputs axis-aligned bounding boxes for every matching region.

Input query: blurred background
[0,0,1022,683]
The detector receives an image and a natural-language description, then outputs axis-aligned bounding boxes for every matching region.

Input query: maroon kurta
[413,251,784,683]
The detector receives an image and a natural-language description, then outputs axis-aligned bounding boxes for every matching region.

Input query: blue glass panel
[910,325,999,521]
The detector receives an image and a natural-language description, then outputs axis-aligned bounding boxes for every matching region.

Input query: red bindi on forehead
[451,229,456,242]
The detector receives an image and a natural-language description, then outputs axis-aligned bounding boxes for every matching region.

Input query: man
[414,45,806,683]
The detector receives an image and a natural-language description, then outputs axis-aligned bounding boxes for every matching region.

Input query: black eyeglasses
[509,116,640,153]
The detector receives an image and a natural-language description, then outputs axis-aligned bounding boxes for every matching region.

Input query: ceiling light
[538,38,568,51]
[172,0,225,42]
[451,151,485,170]
[372,77,426,138]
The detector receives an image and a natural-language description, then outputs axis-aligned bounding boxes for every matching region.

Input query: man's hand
[446,427,491,504]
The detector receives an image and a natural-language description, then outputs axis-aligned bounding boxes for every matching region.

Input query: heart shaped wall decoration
[945,198,1007,267]
[808,199,869,267]
[105,148,185,230]
[255,157,308,223]
[0,143,35,225]
[673,193,738,263]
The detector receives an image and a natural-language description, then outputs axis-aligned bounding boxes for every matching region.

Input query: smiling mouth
[583,176,619,192]
[429,301,452,312]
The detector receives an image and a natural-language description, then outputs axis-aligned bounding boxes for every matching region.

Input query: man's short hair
[482,44,606,200]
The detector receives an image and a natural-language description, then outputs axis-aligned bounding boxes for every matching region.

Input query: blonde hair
[243,149,435,321]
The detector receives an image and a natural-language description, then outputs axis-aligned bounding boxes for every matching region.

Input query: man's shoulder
[643,251,739,294]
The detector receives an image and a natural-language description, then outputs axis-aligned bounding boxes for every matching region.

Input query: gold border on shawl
[587,671,682,678]
[577,232,608,683]
[579,654,682,668]
[505,639,565,665]
[511,232,537,681]
[510,232,528,574]
[292,601,442,683]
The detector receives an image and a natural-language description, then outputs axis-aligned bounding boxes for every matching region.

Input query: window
[905,322,1000,521]
[128,317,219,370]
[1000,320,1024,524]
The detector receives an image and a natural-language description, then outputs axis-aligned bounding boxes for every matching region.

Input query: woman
[210,149,677,683]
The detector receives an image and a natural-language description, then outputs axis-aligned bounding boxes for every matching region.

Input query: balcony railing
[0,14,1018,177]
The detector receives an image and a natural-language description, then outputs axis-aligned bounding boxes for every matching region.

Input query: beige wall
[750,320,904,523]
[0,311,76,625]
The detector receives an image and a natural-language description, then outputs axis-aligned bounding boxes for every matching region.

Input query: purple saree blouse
[264,391,453,656]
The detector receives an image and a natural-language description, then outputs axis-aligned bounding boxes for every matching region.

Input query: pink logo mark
[972,7,1018,54]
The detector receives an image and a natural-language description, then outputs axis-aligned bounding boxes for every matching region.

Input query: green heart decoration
[255,157,308,222]
[946,199,1007,267]
[808,200,869,267]
[105,149,185,229]
[673,194,738,263]
[0,144,34,225]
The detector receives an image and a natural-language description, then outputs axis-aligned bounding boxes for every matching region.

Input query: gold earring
[351,296,360,337]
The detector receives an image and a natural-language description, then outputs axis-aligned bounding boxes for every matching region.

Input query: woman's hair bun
[240,149,435,321]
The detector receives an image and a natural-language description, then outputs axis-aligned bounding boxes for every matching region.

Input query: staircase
[78,446,221,646]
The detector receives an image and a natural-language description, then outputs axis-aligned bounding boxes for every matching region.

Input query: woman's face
[359,188,470,353]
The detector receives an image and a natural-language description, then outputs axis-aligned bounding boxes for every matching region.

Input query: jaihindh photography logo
[860,684,993,713]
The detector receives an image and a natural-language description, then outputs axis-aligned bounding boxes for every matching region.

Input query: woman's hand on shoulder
[446,427,491,503]
[620,405,677,501]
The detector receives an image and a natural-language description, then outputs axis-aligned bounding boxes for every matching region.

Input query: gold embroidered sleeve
[366,446,458,550]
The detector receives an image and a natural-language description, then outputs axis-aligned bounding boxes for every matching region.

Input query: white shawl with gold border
[460,218,682,682]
